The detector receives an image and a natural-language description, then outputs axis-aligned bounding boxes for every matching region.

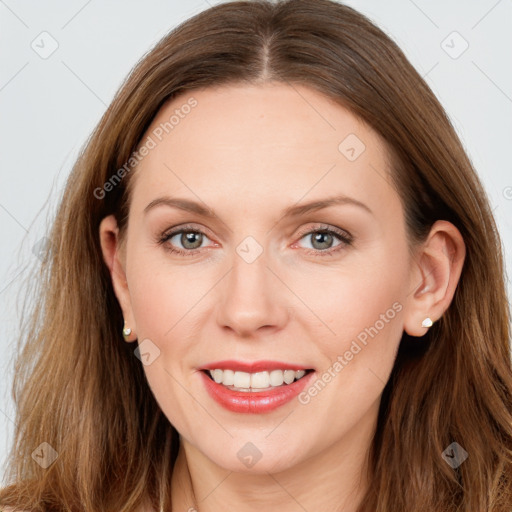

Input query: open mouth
[202,368,314,392]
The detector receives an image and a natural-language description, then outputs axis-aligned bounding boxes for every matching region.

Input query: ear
[403,220,466,337]
[99,215,137,342]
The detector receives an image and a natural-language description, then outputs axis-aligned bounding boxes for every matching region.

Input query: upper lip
[200,360,313,373]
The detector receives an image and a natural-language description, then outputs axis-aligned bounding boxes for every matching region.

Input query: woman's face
[110,83,419,474]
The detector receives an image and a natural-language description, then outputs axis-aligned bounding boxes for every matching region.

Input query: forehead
[129,83,397,216]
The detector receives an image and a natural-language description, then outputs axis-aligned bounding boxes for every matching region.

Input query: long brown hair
[1,1,511,510]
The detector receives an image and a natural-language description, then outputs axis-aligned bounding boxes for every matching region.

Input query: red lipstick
[201,360,310,373]
[199,362,315,414]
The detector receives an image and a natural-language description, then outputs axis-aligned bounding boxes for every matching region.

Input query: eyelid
[160,222,214,240]
[294,223,352,241]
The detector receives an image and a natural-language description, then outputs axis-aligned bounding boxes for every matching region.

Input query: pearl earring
[122,322,133,340]
[421,317,433,328]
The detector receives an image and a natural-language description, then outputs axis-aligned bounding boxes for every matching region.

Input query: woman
[1,0,511,511]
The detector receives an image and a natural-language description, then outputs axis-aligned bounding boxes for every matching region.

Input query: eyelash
[157,223,353,258]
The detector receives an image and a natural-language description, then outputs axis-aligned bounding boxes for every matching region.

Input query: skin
[99,83,465,512]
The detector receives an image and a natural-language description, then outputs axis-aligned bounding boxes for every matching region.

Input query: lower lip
[200,370,315,413]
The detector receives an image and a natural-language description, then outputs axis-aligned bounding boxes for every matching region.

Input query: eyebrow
[143,194,373,218]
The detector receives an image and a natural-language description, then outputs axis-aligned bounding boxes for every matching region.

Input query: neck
[170,404,377,512]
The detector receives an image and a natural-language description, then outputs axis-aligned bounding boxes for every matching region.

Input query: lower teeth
[223,378,304,392]
[225,385,276,392]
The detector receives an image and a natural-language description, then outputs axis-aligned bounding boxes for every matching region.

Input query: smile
[206,368,309,391]
[199,360,315,413]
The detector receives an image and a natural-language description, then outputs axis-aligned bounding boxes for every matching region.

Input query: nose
[216,250,290,337]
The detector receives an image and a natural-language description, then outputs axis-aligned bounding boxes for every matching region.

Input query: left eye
[296,228,352,252]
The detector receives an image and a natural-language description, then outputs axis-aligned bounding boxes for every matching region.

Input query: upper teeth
[209,369,307,390]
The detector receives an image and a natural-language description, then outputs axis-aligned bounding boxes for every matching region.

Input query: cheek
[125,258,206,434]
[126,251,206,340]
[295,261,405,440]
[306,250,406,346]
[300,254,407,418]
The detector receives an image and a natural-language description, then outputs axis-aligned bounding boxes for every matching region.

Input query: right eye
[158,224,216,256]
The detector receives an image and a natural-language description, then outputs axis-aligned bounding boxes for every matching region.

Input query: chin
[201,440,308,475]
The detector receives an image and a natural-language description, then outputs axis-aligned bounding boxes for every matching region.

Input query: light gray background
[1,0,511,482]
